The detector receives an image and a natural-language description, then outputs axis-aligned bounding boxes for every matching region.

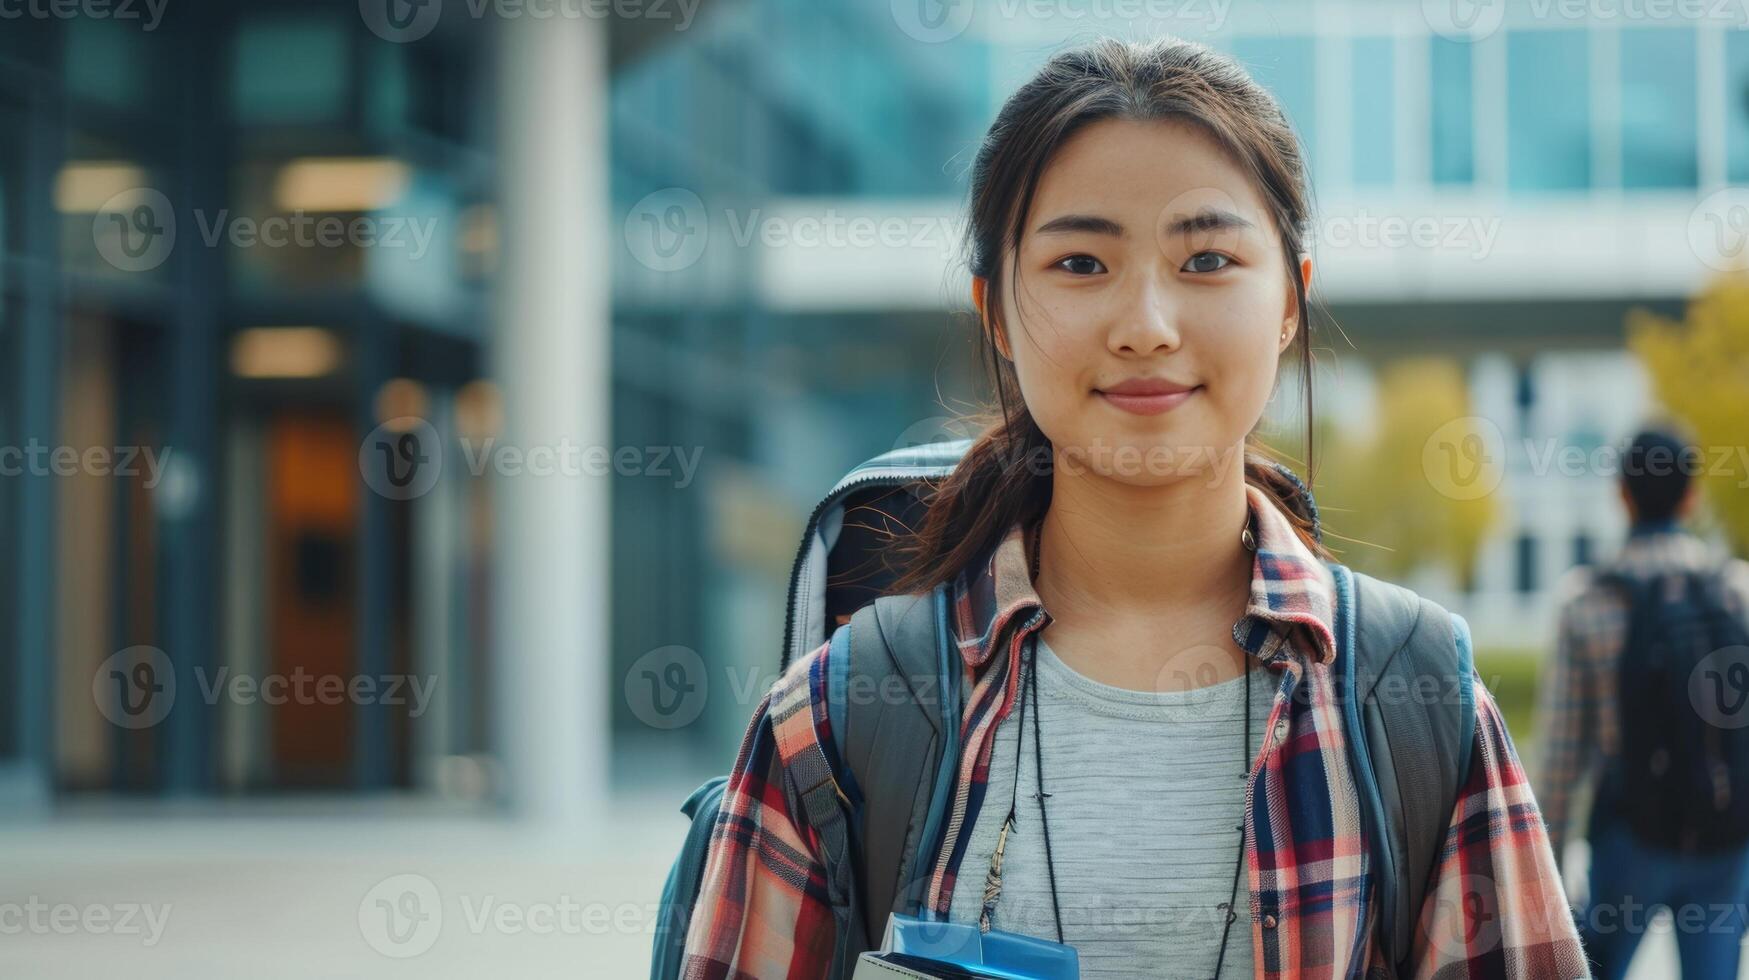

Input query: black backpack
[1596,565,1749,854]
[653,440,1479,980]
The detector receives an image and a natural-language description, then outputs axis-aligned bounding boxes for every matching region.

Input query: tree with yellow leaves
[1296,358,1502,588]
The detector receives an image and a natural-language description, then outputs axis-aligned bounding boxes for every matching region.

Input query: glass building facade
[0,0,1737,805]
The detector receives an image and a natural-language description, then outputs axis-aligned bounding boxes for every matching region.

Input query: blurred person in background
[1534,425,1749,980]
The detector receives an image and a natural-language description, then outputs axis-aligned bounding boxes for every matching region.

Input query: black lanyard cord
[993,630,1252,973]
[1028,639,1066,945]
[1209,662,1251,980]
[980,518,1256,977]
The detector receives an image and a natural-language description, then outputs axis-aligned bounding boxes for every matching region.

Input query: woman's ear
[972,275,1013,360]
[1280,254,1313,352]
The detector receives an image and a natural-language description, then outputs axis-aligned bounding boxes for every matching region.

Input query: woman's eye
[1055,254,1106,276]
[1183,252,1231,273]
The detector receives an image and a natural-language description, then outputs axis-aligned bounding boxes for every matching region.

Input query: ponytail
[1242,444,1330,561]
[887,408,1052,597]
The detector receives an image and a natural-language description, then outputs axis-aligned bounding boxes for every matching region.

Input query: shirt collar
[949,482,1339,673]
[1626,515,1683,538]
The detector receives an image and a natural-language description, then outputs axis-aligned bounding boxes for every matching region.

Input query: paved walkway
[0,792,691,979]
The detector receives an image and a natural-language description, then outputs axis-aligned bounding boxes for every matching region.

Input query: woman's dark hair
[890,36,1330,596]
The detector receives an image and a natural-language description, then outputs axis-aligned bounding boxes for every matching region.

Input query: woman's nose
[1106,275,1183,356]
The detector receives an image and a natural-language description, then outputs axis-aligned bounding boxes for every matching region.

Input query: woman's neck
[1033,446,1254,628]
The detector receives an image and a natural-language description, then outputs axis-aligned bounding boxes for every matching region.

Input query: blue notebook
[852,914,1080,980]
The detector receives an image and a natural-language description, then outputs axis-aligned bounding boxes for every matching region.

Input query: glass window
[0,299,14,760]
[1621,28,1697,189]
[232,19,350,125]
[1728,32,1749,182]
[1507,31,1590,192]
[0,98,19,258]
[1516,533,1539,594]
[58,132,169,286]
[1232,36,1318,178]
[1430,36,1473,185]
[65,18,150,110]
[1352,37,1394,187]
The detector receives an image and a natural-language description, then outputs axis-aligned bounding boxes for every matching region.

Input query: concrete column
[491,12,612,825]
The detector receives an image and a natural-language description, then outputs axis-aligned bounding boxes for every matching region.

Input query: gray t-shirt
[945,635,1275,980]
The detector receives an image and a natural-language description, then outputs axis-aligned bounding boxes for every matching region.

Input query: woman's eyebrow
[1161,208,1255,237]
[1033,213,1126,237]
[1033,208,1255,238]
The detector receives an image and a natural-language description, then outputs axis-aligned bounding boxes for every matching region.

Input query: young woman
[680,37,1589,980]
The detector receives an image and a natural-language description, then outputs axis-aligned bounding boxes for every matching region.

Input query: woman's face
[976,116,1308,486]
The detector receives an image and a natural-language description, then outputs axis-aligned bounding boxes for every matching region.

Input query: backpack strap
[790,624,868,978]
[842,586,960,942]
[1332,564,1476,978]
[793,585,957,974]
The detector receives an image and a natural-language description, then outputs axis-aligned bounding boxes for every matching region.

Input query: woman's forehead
[1025,117,1273,235]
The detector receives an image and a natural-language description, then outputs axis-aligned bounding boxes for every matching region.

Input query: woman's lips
[1097,385,1200,416]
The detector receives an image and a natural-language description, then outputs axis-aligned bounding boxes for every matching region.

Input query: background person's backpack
[1595,565,1749,854]
[651,440,1479,980]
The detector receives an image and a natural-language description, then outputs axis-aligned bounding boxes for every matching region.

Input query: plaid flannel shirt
[1531,522,1749,868]
[682,483,1589,979]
